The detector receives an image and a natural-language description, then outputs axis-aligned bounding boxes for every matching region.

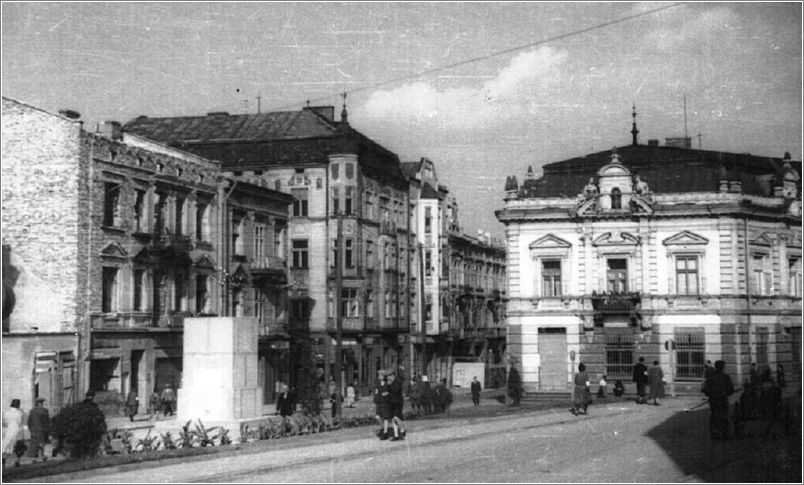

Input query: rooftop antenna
[631,104,639,146]
[683,95,689,144]
[340,91,348,123]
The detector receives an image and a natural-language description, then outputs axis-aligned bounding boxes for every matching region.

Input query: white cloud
[356,46,568,131]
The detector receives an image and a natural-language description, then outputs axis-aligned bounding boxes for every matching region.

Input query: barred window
[675,329,705,379]
[605,332,633,378]
[756,327,769,368]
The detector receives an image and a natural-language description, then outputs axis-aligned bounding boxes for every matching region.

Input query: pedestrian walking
[570,363,591,415]
[160,384,176,417]
[275,383,295,417]
[470,376,482,406]
[409,375,421,414]
[776,363,786,389]
[125,390,139,422]
[420,375,433,414]
[2,399,24,467]
[149,389,161,417]
[27,397,50,462]
[701,360,714,393]
[648,361,664,405]
[387,372,406,441]
[377,371,393,440]
[703,360,734,440]
[633,357,648,404]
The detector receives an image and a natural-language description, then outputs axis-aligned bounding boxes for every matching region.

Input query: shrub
[290,327,322,415]
[51,401,108,459]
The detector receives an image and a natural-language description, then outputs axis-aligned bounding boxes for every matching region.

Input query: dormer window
[611,188,622,210]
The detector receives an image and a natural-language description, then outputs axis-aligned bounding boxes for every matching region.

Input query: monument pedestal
[175,317,264,440]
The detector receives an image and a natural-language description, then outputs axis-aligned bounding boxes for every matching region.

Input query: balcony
[381,220,397,236]
[251,256,288,285]
[590,292,641,314]
[156,233,193,252]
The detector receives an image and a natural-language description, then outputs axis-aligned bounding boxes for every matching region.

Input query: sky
[2,2,802,236]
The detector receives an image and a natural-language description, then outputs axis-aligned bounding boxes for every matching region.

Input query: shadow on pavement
[645,401,801,483]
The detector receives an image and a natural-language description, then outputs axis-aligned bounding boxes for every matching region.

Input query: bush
[51,401,108,459]
[290,328,322,415]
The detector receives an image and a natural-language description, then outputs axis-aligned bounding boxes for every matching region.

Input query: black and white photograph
[1,2,801,483]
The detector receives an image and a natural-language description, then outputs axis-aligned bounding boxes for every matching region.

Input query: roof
[123,110,335,143]
[517,144,801,198]
[401,160,423,179]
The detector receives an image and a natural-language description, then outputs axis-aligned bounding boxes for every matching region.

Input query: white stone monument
[176,317,263,428]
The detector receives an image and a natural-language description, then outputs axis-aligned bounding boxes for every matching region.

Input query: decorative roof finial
[340,92,348,123]
[631,104,639,146]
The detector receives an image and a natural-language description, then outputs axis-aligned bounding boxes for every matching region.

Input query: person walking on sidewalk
[160,384,176,417]
[27,397,50,462]
[125,390,139,422]
[2,399,24,467]
[633,357,648,404]
[570,363,591,415]
[149,389,161,418]
[387,372,406,441]
[471,376,482,406]
[377,371,393,440]
[703,360,734,440]
[648,361,664,405]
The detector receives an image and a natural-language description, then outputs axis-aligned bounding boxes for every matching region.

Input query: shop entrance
[538,327,567,391]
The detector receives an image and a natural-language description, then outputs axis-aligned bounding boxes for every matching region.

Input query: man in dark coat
[160,384,176,416]
[703,360,734,440]
[633,357,648,404]
[387,372,406,441]
[275,384,295,417]
[470,376,482,407]
[27,398,50,460]
[125,390,139,422]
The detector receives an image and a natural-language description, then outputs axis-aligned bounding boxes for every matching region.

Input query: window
[134,189,146,232]
[196,200,209,241]
[675,329,705,379]
[789,258,802,297]
[290,299,308,321]
[291,240,309,268]
[385,290,392,318]
[231,288,242,317]
[344,239,354,268]
[195,274,208,313]
[607,258,628,293]
[330,163,339,181]
[331,188,340,215]
[154,191,167,234]
[133,269,147,311]
[611,188,622,210]
[425,250,432,276]
[604,332,633,378]
[752,254,771,295]
[344,187,354,215]
[341,288,359,317]
[233,218,244,256]
[345,162,354,180]
[675,256,699,295]
[366,239,374,268]
[254,291,264,325]
[756,327,769,368]
[175,196,185,235]
[174,273,186,311]
[102,267,118,313]
[274,225,285,259]
[291,188,309,217]
[254,224,266,262]
[541,260,562,296]
[103,182,121,226]
[364,194,374,219]
[366,290,375,318]
[425,207,432,234]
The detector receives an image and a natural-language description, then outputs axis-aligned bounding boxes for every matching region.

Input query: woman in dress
[2,399,24,466]
[648,360,665,406]
[571,363,590,415]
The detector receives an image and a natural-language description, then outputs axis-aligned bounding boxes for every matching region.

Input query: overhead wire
[264,2,685,112]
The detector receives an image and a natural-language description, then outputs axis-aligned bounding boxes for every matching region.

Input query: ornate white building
[496,139,801,395]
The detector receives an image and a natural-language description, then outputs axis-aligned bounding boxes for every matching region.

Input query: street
[31,395,801,483]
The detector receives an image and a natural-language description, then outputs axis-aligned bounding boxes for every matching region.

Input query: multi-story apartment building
[403,158,507,385]
[496,135,802,395]
[2,97,292,413]
[124,105,414,394]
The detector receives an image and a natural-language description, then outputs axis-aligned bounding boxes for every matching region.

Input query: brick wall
[2,98,87,332]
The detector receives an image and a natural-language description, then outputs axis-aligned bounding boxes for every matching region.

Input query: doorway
[538,327,567,391]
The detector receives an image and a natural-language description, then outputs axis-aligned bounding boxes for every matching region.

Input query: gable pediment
[750,233,774,247]
[663,230,709,246]
[100,242,128,260]
[593,232,640,246]
[529,234,572,250]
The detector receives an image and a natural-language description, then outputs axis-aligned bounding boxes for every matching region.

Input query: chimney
[648,139,659,147]
[97,121,122,141]
[303,105,335,123]
[59,109,81,120]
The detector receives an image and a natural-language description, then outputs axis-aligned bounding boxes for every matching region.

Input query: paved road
[35,396,801,483]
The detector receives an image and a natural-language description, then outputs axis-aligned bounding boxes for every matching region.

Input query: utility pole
[418,242,427,376]
[334,215,344,419]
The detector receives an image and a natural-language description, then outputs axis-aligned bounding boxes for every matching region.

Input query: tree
[507,366,523,406]
[290,327,322,416]
[51,400,107,459]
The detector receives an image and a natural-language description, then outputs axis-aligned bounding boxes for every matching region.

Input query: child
[613,379,625,397]
[597,375,608,398]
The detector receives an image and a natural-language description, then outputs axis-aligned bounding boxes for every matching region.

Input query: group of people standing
[569,357,667,416]
[408,375,454,415]
[373,370,407,441]
[2,397,50,466]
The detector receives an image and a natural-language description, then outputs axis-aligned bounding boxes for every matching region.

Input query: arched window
[611,188,622,209]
